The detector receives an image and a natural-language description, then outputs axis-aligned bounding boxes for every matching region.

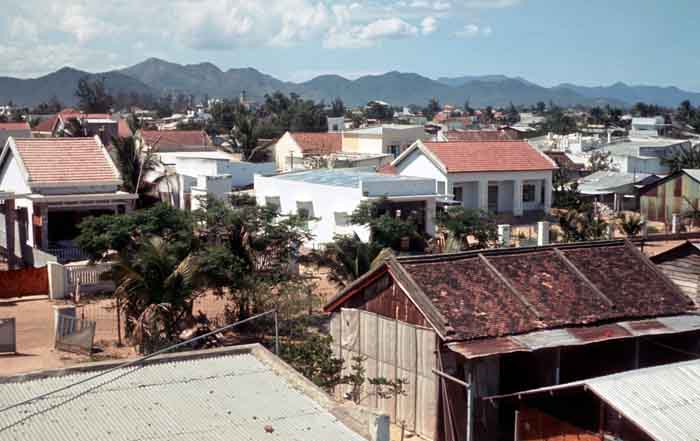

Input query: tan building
[341,124,428,157]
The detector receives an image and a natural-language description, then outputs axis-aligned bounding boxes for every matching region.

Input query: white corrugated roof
[0,348,368,441]
[587,359,700,441]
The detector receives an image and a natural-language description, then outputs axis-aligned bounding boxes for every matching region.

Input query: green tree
[230,105,263,161]
[589,150,615,172]
[330,98,345,118]
[75,76,113,113]
[307,233,384,288]
[423,98,441,121]
[111,136,158,195]
[195,196,313,321]
[349,198,423,252]
[663,144,700,172]
[618,213,642,237]
[112,236,202,342]
[436,207,497,249]
[75,204,194,261]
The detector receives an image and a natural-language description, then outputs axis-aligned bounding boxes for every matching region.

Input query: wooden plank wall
[0,266,49,299]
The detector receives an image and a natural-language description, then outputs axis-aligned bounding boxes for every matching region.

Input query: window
[437,181,446,194]
[523,184,536,202]
[265,196,281,213]
[296,201,314,219]
[453,186,463,202]
[389,144,400,157]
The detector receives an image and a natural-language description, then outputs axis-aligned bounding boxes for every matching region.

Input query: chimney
[537,221,550,246]
[498,224,511,247]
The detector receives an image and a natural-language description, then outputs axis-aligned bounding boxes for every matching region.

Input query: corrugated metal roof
[447,314,700,359]
[0,351,367,441]
[486,358,700,441]
[586,359,700,441]
[683,169,700,183]
[577,170,652,195]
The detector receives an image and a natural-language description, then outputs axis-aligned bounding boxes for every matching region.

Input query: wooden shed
[639,169,700,223]
[651,240,700,306]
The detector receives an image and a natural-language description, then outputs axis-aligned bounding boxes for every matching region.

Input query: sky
[3,0,700,90]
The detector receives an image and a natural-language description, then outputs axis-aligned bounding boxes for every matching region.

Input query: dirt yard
[0,296,135,375]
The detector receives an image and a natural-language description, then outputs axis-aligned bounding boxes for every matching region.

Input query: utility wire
[0,309,277,418]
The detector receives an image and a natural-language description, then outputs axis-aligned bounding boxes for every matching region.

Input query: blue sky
[3,0,700,90]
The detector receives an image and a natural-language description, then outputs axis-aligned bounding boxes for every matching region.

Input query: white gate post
[47,262,67,300]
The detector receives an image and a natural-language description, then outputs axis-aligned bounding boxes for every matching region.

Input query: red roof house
[391,140,557,216]
[0,136,136,257]
[139,130,214,152]
[273,131,342,171]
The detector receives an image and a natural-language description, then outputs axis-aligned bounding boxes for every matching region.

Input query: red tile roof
[422,140,557,173]
[0,122,31,131]
[326,241,693,342]
[140,130,213,152]
[32,116,57,133]
[444,130,517,142]
[289,132,342,155]
[11,137,119,186]
[117,119,132,138]
[377,163,398,175]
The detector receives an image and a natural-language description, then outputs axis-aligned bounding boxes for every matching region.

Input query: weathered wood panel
[0,266,48,298]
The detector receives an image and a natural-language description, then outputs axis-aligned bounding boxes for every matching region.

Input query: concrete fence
[48,261,115,299]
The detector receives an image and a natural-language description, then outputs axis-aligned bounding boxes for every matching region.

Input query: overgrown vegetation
[436,207,497,250]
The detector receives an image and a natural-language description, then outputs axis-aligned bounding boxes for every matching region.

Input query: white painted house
[0,136,136,261]
[154,151,276,211]
[254,168,440,247]
[391,140,557,216]
[630,116,667,138]
[597,137,691,175]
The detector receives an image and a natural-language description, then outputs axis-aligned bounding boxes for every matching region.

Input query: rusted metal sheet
[447,314,700,360]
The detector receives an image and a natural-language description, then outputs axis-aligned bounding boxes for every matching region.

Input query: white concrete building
[630,116,667,137]
[154,151,275,210]
[597,137,691,174]
[390,140,557,216]
[254,168,440,247]
[341,124,428,158]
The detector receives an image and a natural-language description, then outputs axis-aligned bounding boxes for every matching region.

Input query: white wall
[255,174,369,247]
[217,161,276,187]
[393,149,447,193]
[273,132,303,171]
[0,151,31,195]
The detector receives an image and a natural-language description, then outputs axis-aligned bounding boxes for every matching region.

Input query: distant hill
[554,82,700,108]
[1,58,698,108]
[0,67,155,107]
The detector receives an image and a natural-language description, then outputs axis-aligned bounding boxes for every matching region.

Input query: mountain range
[2,57,700,109]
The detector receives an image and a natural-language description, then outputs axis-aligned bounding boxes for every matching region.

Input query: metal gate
[0,318,16,353]
[55,314,96,355]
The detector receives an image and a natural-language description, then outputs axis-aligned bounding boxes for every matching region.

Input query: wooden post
[116,296,122,347]
[514,410,520,441]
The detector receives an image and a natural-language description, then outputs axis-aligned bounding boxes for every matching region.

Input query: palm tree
[112,236,201,341]
[663,144,700,173]
[111,136,159,195]
[307,234,384,288]
[618,213,643,237]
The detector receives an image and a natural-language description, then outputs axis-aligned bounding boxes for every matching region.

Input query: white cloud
[455,23,492,37]
[0,0,520,76]
[421,16,438,35]
[326,17,418,48]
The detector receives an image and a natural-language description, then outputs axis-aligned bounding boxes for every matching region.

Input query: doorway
[488,185,499,213]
